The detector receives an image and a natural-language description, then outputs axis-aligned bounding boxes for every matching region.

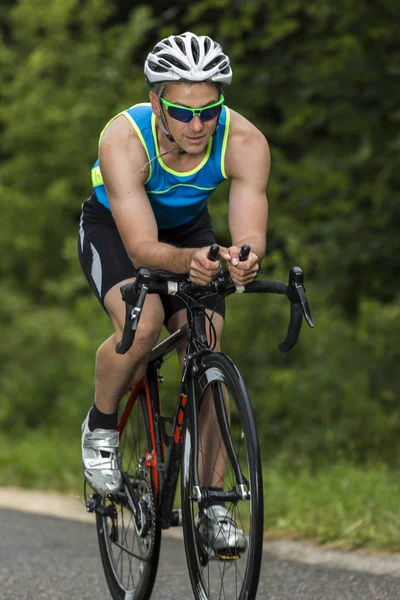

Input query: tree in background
[0,0,399,477]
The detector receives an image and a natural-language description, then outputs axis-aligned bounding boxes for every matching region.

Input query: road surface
[0,506,399,599]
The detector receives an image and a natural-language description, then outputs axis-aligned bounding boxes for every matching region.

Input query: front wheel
[181,353,264,600]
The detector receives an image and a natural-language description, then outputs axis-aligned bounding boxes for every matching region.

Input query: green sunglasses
[160,94,225,123]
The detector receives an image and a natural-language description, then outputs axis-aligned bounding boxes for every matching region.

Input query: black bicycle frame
[119,303,245,529]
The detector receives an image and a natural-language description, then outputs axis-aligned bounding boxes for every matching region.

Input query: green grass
[0,430,82,492]
[2,432,400,552]
[263,460,400,552]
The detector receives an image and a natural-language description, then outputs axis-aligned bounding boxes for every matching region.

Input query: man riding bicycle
[78,31,270,553]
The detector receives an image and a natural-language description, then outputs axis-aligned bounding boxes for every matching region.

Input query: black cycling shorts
[77,194,225,327]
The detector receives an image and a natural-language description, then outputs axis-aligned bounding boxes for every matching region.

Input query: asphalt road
[0,509,399,600]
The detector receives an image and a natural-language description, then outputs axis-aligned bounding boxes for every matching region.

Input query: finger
[229,262,258,275]
[233,253,259,270]
[189,272,215,286]
[218,245,231,260]
[190,263,219,282]
[227,264,259,283]
[230,272,257,285]
[191,255,217,273]
[192,262,220,277]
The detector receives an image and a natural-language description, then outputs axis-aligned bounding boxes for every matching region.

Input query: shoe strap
[215,514,238,529]
[84,431,119,449]
[206,507,238,529]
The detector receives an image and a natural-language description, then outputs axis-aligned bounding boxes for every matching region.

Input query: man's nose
[188,115,203,131]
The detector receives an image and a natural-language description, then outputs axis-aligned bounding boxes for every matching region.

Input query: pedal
[216,546,241,561]
[170,508,182,527]
[218,553,240,561]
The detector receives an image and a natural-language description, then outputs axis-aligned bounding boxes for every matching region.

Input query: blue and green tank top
[91,103,231,229]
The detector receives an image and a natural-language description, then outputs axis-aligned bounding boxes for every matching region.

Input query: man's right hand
[188,246,223,286]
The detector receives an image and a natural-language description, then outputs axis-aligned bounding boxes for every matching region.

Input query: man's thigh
[105,278,165,341]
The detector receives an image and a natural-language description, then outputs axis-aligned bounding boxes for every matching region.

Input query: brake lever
[296,285,314,328]
[288,267,314,328]
[130,284,148,333]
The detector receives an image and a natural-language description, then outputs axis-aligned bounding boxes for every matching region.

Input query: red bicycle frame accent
[173,393,187,444]
[117,380,145,435]
[117,378,165,501]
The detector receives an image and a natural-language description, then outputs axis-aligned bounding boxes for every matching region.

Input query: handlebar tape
[279,302,303,352]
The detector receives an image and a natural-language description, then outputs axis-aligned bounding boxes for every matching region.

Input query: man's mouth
[185,135,205,143]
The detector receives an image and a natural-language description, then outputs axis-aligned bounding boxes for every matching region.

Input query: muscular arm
[225,111,270,271]
[99,117,196,273]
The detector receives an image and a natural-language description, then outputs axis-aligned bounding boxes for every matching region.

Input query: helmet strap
[158,104,187,155]
[140,104,187,173]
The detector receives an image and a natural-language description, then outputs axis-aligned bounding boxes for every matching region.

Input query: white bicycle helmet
[145,32,232,86]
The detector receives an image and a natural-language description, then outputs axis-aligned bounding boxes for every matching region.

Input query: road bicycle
[85,243,314,600]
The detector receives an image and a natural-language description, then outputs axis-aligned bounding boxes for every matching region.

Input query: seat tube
[145,362,165,486]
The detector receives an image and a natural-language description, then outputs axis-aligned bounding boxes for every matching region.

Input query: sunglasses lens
[199,106,221,122]
[167,106,193,123]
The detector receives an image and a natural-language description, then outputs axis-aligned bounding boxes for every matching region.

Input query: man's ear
[149,91,161,116]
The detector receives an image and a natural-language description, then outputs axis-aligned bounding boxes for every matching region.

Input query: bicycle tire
[96,388,161,600]
[181,352,264,600]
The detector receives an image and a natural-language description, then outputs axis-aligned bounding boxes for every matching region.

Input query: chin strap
[140,146,182,173]
[159,107,187,155]
[140,105,187,173]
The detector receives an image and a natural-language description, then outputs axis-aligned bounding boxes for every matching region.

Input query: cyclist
[78,31,269,553]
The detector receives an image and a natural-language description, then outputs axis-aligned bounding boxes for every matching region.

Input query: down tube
[145,363,165,501]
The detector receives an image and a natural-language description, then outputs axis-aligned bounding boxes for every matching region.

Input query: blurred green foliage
[0,0,399,485]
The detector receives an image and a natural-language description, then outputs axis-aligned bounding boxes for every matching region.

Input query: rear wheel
[181,353,264,600]
[96,388,161,600]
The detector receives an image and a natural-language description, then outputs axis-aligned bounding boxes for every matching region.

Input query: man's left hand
[222,246,260,285]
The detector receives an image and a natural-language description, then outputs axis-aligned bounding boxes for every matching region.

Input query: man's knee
[106,281,165,352]
[130,321,162,355]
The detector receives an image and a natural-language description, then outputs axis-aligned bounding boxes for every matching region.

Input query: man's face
[151,82,221,155]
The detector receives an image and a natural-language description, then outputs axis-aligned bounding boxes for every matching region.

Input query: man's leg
[82,279,164,495]
[167,309,226,488]
[93,279,165,416]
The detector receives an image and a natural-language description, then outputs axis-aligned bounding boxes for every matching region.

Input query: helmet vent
[204,55,225,71]
[204,37,212,54]
[191,37,200,63]
[148,60,169,73]
[163,54,190,71]
[219,60,230,74]
[174,36,186,53]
